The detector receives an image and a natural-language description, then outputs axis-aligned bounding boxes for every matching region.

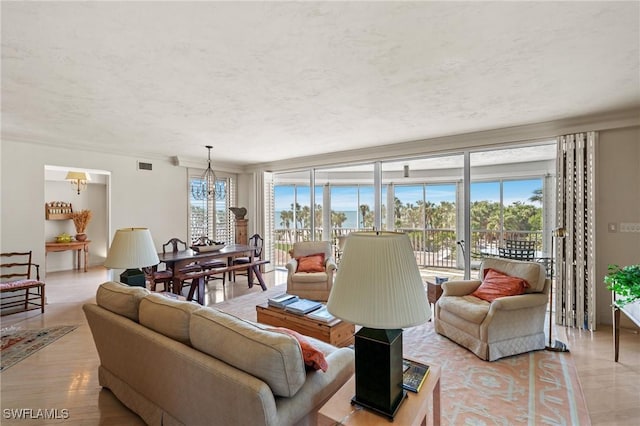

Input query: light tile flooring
[1,267,639,425]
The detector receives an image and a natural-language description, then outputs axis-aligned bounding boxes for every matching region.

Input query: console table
[45,241,90,272]
[613,298,640,362]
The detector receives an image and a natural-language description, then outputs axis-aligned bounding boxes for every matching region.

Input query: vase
[75,233,87,242]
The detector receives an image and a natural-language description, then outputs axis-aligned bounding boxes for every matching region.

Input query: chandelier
[191,145,226,201]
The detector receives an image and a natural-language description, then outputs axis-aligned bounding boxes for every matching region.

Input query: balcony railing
[272,227,543,269]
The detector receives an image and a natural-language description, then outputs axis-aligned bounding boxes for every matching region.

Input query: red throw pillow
[272,327,328,372]
[471,268,529,302]
[296,253,325,273]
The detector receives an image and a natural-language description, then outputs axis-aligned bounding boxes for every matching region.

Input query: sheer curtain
[556,132,597,330]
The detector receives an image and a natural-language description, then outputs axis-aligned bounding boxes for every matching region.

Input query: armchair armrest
[285,259,298,273]
[325,257,337,273]
[490,292,548,311]
[441,280,482,297]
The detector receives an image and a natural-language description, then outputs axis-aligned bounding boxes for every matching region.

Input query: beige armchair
[286,241,337,301]
[434,257,549,361]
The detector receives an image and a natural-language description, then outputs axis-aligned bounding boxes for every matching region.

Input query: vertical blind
[556,132,597,330]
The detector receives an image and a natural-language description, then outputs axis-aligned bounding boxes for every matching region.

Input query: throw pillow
[471,268,529,302]
[272,327,328,372]
[296,253,325,273]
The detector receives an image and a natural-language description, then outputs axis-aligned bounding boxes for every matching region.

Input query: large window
[189,176,234,245]
[270,142,555,278]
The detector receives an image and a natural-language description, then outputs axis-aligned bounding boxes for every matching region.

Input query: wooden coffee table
[256,303,354,347]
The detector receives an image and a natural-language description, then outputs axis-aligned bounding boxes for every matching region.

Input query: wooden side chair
[1,251,45,315]
[193,236,227,286]
[146,238,200,293]
[232,234,263,282]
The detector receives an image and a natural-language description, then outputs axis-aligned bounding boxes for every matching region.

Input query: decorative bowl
[191,244,225,253]
[56,233,72,243]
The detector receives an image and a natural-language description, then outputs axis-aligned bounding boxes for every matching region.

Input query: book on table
[267,293,299,309]
[306,305,336,322]
[284,299,322,315]
[402,359,430,393]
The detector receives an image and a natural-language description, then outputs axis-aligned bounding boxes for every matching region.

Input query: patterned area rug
[0,325,77,372]
[216,284,591,425]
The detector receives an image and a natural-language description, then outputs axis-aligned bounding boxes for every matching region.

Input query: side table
[318,361,440,426]
[426,280,444,321]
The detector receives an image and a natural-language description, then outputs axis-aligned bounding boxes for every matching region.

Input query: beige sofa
[434,258,550,361]
[83,282,354,426]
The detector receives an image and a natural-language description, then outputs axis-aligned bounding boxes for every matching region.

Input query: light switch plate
[608,223,617,232]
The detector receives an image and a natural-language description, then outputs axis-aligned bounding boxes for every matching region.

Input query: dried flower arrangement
[71,209,93,234]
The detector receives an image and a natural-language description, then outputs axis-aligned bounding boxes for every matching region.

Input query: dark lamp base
[351,392,407,420]
[546,340,570,352]
[352,327,407,419]
[120,269,145,287]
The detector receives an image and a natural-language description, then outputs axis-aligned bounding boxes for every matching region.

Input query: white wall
[1,140,189,279]
[595,126,640,327]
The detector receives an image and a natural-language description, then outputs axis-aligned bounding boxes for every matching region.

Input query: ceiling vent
[138,161,152,171]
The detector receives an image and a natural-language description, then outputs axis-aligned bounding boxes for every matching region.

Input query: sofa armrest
[490,292,549,311]
[441,280,482,296]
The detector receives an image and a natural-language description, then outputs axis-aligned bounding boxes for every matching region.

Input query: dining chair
[232,234,263,281]
[156,237,202,294]
[193,236,227,286]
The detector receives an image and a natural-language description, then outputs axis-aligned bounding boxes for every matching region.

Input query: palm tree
[529,188,543,204]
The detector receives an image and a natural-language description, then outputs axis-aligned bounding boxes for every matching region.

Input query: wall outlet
[620,223,640,233]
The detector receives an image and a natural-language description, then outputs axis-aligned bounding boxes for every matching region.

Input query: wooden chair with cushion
[434,257,549,361]
[192,236,227,286]
[232,234,263,282]
[286,241,337,302]
[1,251,45,315]
[146,238,201,293]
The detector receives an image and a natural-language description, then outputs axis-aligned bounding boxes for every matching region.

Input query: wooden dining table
[157,244,268,304]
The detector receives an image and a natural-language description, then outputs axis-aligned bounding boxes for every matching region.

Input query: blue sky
[275,178,542,211]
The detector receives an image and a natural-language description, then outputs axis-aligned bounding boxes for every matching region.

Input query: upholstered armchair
[434,257,549,361]
[286,241,337,301]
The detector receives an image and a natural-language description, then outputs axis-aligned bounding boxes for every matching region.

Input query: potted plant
[71,209,92,241]
[605,264,640,308]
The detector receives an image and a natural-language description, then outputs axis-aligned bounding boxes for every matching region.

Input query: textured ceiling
[2,1,639,167]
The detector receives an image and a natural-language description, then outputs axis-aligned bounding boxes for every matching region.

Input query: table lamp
[327,231,430,419]
[104,228,159,287]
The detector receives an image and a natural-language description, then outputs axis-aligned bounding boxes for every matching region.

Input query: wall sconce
[403,165,410,178]
[65,171,90,195]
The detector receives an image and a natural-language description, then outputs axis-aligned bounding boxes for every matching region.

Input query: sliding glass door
[270,142,555,277]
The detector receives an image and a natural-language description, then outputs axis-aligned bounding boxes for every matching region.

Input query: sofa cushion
[96,281,150,322]
[438,295,490,324]
[190,308,307,397]
[480,258,546,293]
[139,294,200,345]
[296,253,325,273]
[471,268,528,302]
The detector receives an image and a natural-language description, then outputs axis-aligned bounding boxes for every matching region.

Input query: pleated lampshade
[104,228,159,269]
[327,231,430,328]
